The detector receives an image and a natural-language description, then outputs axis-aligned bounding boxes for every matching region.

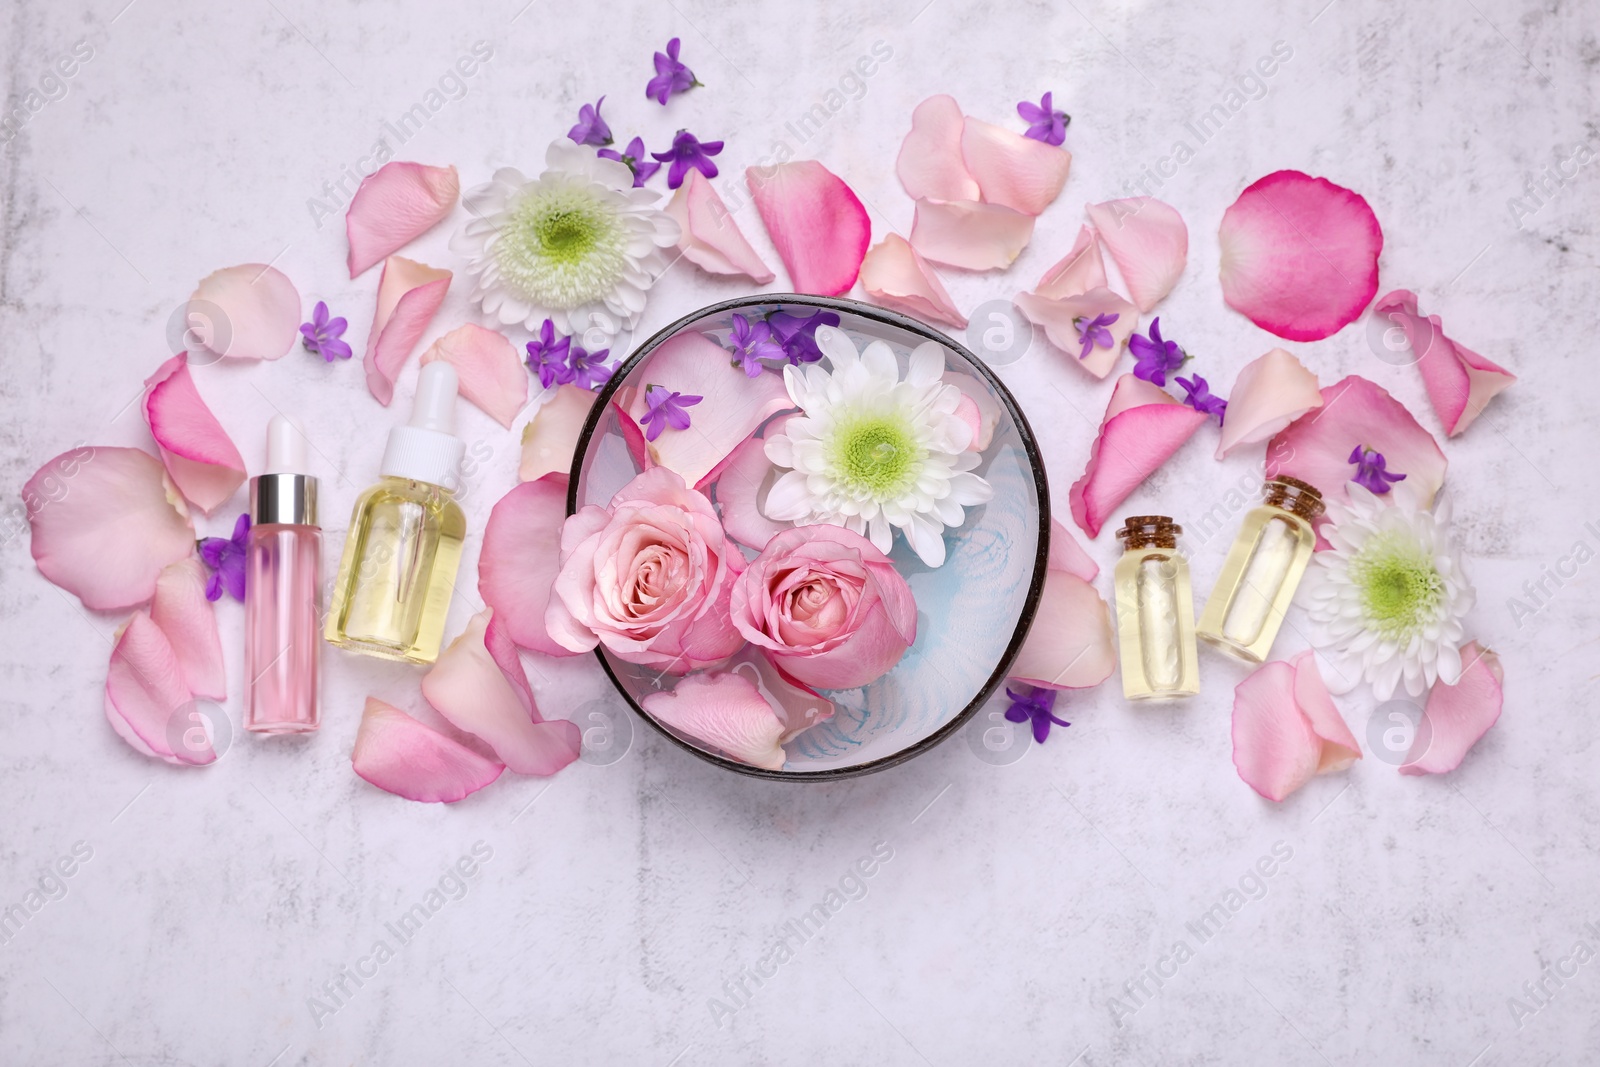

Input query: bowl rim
[566,293,1052,781]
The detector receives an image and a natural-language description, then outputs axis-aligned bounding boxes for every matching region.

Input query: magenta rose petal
[896,94,981,202]
[666,170,776,284]
[1373,290,1515,437]
[345,161,459,278]
[746,161,870,296]
[1400,643,1503,776]
[105,611,213,766]
[363,255,452,406]
[642,672,787,771]
[1068,374,1208,538]
[1232,652,1360,801]
[1085,197,1188,313]
[419,324,527,429]
[1218,170,1383,341]
[860,234,968,328]
[910,197,1035,270]
[1215,347,1324,459]
[150,558,226,702]
[1034,224,1108,299]
[959,116,1071,216]
[478,474,584,658]
[1015,286,1137,379]
[1009,570,1114,690]
[352,696,505,803]
[189,264,301,361]
[519,385,597,483]
[142,354,248,515]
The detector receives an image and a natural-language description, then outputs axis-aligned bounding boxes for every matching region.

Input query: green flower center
[830,414,922,498]
[496,183,626,308]
[1350,531,1444,638]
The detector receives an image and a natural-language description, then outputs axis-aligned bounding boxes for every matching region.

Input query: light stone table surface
[1,0,1597,1063]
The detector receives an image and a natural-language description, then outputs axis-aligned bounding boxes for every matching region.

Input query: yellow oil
[1113,546,1199,700]
[1197,507,1317,663]
[324,476,466,664]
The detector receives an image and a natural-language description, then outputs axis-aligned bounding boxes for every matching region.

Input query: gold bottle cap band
[251,473,319,526]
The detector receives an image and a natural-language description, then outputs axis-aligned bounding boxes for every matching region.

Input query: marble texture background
[1,0,1597,1063]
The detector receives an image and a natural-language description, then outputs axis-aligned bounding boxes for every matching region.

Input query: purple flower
[1128,317,1189,386]
[1017,91,1070,146]
[597,136,661,187]
[640,385,702,441]
[1348,446,1407,495]
[646,37,700,105]
[1073,312,1119,360]
[651,129,723,189]
[567,96,612,147]
[568,345,615,391]
[198,514,250,602]
[1175,373,1227,422]
[767,309,840,365]
[1004,683,1071,744]
[526,319,574,389]
[300,301,351,362]
[726,313,785,377]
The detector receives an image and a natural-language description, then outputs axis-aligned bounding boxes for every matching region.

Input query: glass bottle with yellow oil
[1113,516,1199,701]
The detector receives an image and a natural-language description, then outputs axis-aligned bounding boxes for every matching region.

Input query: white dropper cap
[379,362,466,491]
[264,413,311,474]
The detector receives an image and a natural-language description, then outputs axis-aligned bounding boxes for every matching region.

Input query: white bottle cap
[380,362,466,491]
[264,413,311,474]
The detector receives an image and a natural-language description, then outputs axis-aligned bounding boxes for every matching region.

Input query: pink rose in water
[546,468,745,672]
[731,525,917,690]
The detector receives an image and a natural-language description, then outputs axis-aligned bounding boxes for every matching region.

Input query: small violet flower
[567,96,613,147]
[198,514,250,602]
[1128,317,1189,386]
[651,129,723,190]
[766,309,841,365]
[300,301,351,362]
[1004,683,1071,744]
[597,136,661,187]
[568,345,615,391]
[646,37,700,105]
[1073,312,1119,360]
[1016,91,1071,146]
[726,313,785,377]
[526,318,574,389]
[1348,446,1407,495]
[1174,373,1227,422]
[640,385,702,441]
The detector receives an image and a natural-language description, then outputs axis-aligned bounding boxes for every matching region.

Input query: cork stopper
[1263,477,1325,521]
[1116,515,1180,550]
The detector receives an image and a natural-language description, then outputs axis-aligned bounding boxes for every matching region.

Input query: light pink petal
[945,372,1001,452]
[1068,375,1208,538]
[860,234,967,328]
[150,558,225,701]
[727,648,834,744]
[188,264,301,361]
[625,329,792,489]
[1086,198,1188,313]
[641,671,786,771]
[26,447,194,611]
[520,385,597,482]
[1015,286,1138,379]
[1401,642,1503,776]
[666,170,775,284]
[105,612,214,766]
[910,198,1035,270]
[1231,660,1321,802]
[345,161,459,278]
[1009,570,1116,690]
[1373,290,1515,436]
[423,612,582,777]
[364,256,452,406]
[478,475,581,658]
[896,94,980,203]
[352,696,505,803]
[746,161,870,296]
[1289,650,1361,772]
[142,354,247,515]
[715,416,793,551]
[1047,517,1098,583]
[1266,375,1448,509]
[1216,348,1324,459]
[1218,170,1383,341]
[960,117,1071,216]
[419,323,527,428]
[1034,224,1107,299]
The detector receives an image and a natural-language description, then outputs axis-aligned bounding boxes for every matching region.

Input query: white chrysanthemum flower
[761,326,993,568]
[1299,482,1475,699]
[450,141,679,345]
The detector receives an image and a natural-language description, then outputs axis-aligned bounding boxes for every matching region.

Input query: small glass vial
[1113,516,1199,701]
[1196,477,1324,663]
[246,415,321,734]
[325,363,467,664]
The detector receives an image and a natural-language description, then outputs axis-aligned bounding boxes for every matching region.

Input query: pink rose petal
[478,474,580,658]
[714,415,793,551]
[419,324,527,429]
[726,648,835,744]
[26,447,194,611]
[1015,286,1138,379]
[960,117,1071,216]
[641,671,787,771]
[944,372,1001,452]
[1400,642,1503,776]
[1232,651,1359,802]
[1218,170,1383,341]
[345,162,459,278]
[910,198,1035,270]
[666,170,775,284]
[1009,570,1115,690]
[1047,517,1099,583]
[746,161,870,296]
[352,696,505,803]
[188,264,301,361]
[1086,197,1188,313]
[1034,224,1108,299]
[519,385,597,483]
[1069,374,1208,538]
[1373,290,1515,437]
[364,256,452,406]
[150,558,225,701]
[105,611,214,766]
[142,354,247,515]
[860,234,967,328]
[896,94,981,203]
[1216,348,1324,459]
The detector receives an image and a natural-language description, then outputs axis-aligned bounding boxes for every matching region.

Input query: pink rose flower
[731,525,917,689]
[546,468,744,672]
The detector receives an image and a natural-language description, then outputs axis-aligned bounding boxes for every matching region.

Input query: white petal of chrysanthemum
[764,470,814,521]
[903,513,946,567]
[907,341,946,388]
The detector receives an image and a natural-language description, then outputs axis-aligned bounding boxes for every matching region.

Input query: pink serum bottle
[245,415,321,734]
